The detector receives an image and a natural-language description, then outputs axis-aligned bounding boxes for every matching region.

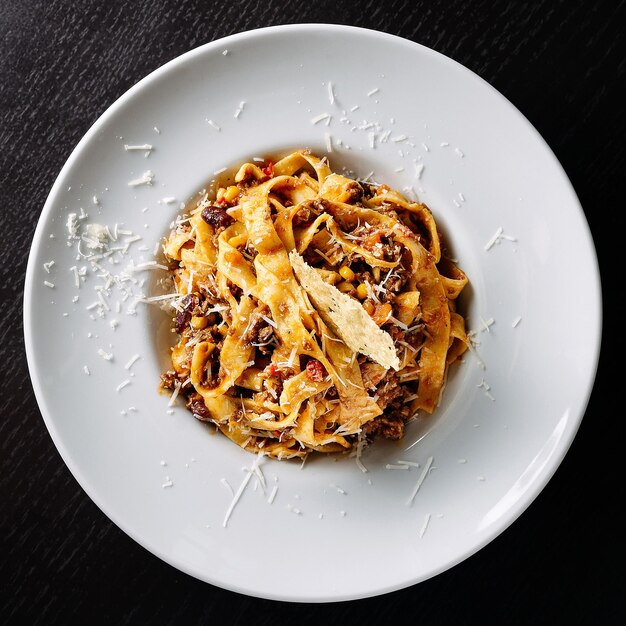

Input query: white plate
[24,24,601,602]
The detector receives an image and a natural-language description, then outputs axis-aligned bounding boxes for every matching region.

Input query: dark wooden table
[2,1,623,623]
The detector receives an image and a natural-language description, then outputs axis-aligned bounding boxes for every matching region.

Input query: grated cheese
[234,101,246,118]
[311,113,330,125]
[83,365,90,375]
[327,81,335,105]
[324,132,333,153]
[206,119,221,131]
[286,346,298,368]
[168,380,182,406]
[484,227,516,251]
[222,453,264,528]
[97,349,113,361]
[479,316,495,333]
[406,455,434,506]
[128,171,154,187]
[43,281,55,288]
[116,379,131,392]
[512,315,522,328]
[67,213,79,237]
[419,513,431,538]
[396,460,420,468]
[367,87,379,97]
[267,484,278,504]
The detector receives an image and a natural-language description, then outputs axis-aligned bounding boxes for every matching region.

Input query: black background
[1,1,624,624]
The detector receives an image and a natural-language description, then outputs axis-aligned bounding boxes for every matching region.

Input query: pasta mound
[160,150,469,459]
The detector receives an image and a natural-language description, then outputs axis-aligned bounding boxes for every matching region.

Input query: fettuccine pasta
[160,150,469,459]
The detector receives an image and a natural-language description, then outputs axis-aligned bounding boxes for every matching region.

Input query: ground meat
[380,235,402,262]
[343,181,364,204]
[292,204,313,226]
[160,370,179,390]
[241,305,271,346]
[305,359,326,381]
[186,393,212,421]
[381,271,408,300]
[201,205,233,229]
[256,326,274,354]
[384,323,406,344]
[175,294,199,334]
[262,371,284,399]
[226,280,242,299]
[363,413,405,440]
[360,362,387,391]
[375,371,403,410]
[358,181,378,199]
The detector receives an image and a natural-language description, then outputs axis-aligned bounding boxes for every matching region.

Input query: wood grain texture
[1,0,623,623]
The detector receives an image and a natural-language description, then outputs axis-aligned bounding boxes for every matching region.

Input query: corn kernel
[339,265,356,281]
[223,185,240,202]
[336,281,354,293]
[216,187,226,202]
[190,316,208,330]
[356,283,369,300]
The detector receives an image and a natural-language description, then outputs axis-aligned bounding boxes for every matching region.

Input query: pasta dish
[160,150,469,459]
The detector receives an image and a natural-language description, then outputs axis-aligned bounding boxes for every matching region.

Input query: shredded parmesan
[419,513,431,538]
[327,81,335,105]
[128,171,154,187]
[234,101,246,118]
[485,227,516,251]
[324,132,333,153]
[267,484,278,504]
[406,456,434,506]
[116,379,131,392]
[311,113,330,125]
[124,144,153,152]
[222,453,264,528]
[260,314,277,329]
